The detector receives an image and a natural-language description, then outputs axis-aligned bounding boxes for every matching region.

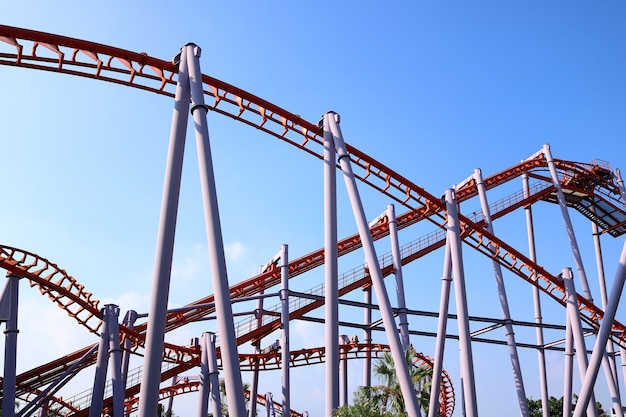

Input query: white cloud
[172,243,210,282]
[225,240,246,262]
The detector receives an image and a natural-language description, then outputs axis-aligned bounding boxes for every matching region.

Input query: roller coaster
[0,25,625,417]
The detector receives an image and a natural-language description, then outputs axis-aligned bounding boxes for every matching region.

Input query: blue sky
[2,2,626,416]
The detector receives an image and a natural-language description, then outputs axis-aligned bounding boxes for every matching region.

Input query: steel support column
[121,309,137,402]
[106,305,124,417]
[591,209,623,417]
[186,44,246,417]
[249,268,264,417]
[138,43,191,417]
[1,273,20,417]
[574,241,626,417]
[428,239,453,417]
[363,284,372,389]
[325,111,421,417]
[523,173,550,417]
[564,324,574,417]
[321,111,339,416]
[280,244,291,417]
[444,188,478,417]
[542,144,593,301]
[562,268,598,417]
[387,204,410,350]
[473,169,529,416]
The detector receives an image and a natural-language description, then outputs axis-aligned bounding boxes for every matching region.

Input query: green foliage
[333,349,432,417]
[526,395,608,417]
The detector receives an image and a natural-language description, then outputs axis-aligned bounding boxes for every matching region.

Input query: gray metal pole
[427,239,453,417]
[197,334,210,417]
[167,375,178,417]
[363,284,372,390]
[591,209,623,417]
[542,144,593,301]
[340,348,348,406]
[322,112,339,416]
[522,173,550,417]
[249,267,264,417]
[280,244,291,417]
[574,241,626,417]
[387,204,410,351]
[121,309,137,403]
[473,169,529,417]
[186,44,246,417]
[105,304,125,417]
[90,309,111,417]
[444,188,479,417]
[564,324,574,417]
[326,111,422,417]
[2,273,20,417]
[138,44,190,417]
[562,268,598,417]
[207,333,223,417]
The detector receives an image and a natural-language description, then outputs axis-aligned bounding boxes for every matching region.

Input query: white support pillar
[249,267,265,417]
[138,44,191,417]
[325,111,422,417]
[386,204,411,350]
[280,244,291,417]
[573,241,626,417]
[444,188,479,417]
[542,144,593,301]
[591,208,623,417]
[428,239,452,417]
[1,273,20,417]
[473,169,529,417]
[563,324,574,417]
[322,111,340,416]
[562,268,598,417]
[186,44,246,417]
[522,173,550,417]
[363,284,372,389]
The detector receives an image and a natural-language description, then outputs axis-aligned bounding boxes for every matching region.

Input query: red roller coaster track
[1,24,626,417]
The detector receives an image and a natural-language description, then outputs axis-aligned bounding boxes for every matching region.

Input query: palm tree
[360,348,433,416]
[208,379,251,417]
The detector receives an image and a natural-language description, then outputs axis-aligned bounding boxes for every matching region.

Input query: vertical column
[473,169,528,416]
[280,244,290,417]
[562,268,598,417]
[138,44,191,417]
[428,240,452,417]
[105,304,124,417]
[197,334,211,417]
[121,310,137,397]
[387,204,410,350]
[326,111,421,417]
[207,333,223,417]
[522,173,549,417]
[362,284,372,390]
[563,324,574,417]
[444,188,479,417]
[90,308,112,417]
[340,346,348,406]
[186,44,246,417]
[248,268,264,417]
[573,241,626,417]
[542,144,593,301]
[1,273,20,417]
[321,112,339,415]
[591,208,623,417]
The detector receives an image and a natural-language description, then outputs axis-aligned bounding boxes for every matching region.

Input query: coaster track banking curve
[1,25,626,416]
